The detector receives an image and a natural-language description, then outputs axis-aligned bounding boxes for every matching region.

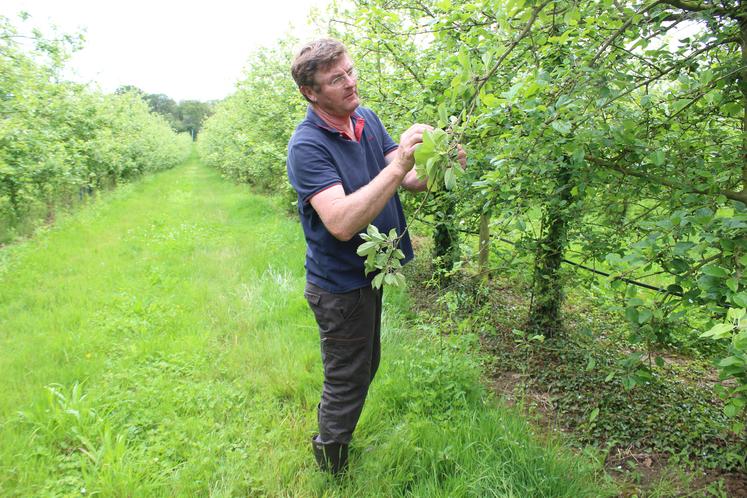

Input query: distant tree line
[0,15,191,242]
[115,85,215,140]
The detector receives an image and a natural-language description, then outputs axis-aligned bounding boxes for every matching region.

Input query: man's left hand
[456,144,467,170]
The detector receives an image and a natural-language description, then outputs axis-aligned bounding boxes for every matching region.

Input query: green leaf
[395,273,406,287]
[650,150,665,166]
[700,323,734,339]
[586,357,596,371]
[437,103,448,127]
[724,402,740,418]
[625,306,639,324]
[588,407,600,423]
[719,356,745,368]
[726,278,739,293]
[414,133,435,165]
[605,253,623,265]
[431,128,448,148]
[731,292,747,308]
[724,102,742,117]
[571,146,585,164]
[702,265,729,278]
[444,167,456,190]
[356,241,378,256]
[372,272,385,289]
[622,376,636,390]
[551,120,571,135]
[672,99,690,113]
[727,307,746,321]
[563,7,580,25]
[638,308,653,324]
[715,207,734,218]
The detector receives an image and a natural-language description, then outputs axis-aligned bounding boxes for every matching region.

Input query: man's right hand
[391,124,433,175]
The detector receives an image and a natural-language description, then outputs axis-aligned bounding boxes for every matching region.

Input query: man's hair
[291,38,348,101]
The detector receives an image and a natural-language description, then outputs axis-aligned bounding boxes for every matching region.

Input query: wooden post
[478,211,490,276]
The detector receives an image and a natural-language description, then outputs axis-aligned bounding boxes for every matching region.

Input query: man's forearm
[324,161,408,240]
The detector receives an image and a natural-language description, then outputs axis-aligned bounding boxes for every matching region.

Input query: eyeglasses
[328,67,357,88]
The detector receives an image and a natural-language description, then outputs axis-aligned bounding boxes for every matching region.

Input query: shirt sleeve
[363,108,398,156]
[378,115,399,155]
[287,139,342,205]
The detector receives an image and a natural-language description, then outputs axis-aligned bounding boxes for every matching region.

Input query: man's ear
[300,85,317,103]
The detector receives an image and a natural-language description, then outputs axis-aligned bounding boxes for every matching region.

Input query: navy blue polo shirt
[287,106,414,292]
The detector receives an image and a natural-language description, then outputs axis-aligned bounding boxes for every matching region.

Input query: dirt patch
[684,470,747,497]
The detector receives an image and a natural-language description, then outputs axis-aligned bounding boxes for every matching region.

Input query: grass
[0,150,611,496]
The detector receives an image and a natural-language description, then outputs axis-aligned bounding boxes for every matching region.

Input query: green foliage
[174,100,214,139]
[414,128,464,191]
[432,268,747,471]
[701,307,747,432]
[0,14,190,241]
[326,0,747,425]
[357,224,407,289]
[198,37,304,206]
[358,128,465,289]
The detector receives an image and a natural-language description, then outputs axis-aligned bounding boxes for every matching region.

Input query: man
[286,38,445,475]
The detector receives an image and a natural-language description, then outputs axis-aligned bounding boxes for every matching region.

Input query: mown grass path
[0,153,612,497]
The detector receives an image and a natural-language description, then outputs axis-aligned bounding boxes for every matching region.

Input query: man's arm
[310,124,430,241]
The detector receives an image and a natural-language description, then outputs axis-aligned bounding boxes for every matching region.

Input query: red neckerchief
[314,108,365,142]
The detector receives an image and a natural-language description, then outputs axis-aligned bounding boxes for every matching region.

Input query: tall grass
[0,151,612,496]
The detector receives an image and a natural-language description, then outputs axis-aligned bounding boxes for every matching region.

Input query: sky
[3,0,331,102]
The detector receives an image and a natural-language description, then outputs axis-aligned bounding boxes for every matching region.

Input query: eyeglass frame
[326,66,357,88]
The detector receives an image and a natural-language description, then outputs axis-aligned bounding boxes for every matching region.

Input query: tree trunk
[740,8,747,193]
[528,161,574,337]
[478,211,490,275]
[433,195,460,282]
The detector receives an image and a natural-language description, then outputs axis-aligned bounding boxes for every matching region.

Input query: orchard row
[0,15,191,239]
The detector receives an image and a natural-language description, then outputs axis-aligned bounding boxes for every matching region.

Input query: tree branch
[458,0,551,137]
[586,154,747,204]
[592,1,663,67]
[660,0,735,16]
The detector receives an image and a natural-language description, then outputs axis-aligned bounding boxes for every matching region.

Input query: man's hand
[310,123,433,240]
[391,124,433,175]
[456,144,467,170]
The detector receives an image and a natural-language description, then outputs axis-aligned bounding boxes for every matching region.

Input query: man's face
[302,54,359,118]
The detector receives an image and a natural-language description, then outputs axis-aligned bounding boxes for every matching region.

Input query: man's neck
[313,105,354,138]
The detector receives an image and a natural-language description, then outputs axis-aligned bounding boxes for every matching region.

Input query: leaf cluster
[414,127,464,191]
[357,224,407,289]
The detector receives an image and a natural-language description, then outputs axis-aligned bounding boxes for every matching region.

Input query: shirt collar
[306,106,365,142]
